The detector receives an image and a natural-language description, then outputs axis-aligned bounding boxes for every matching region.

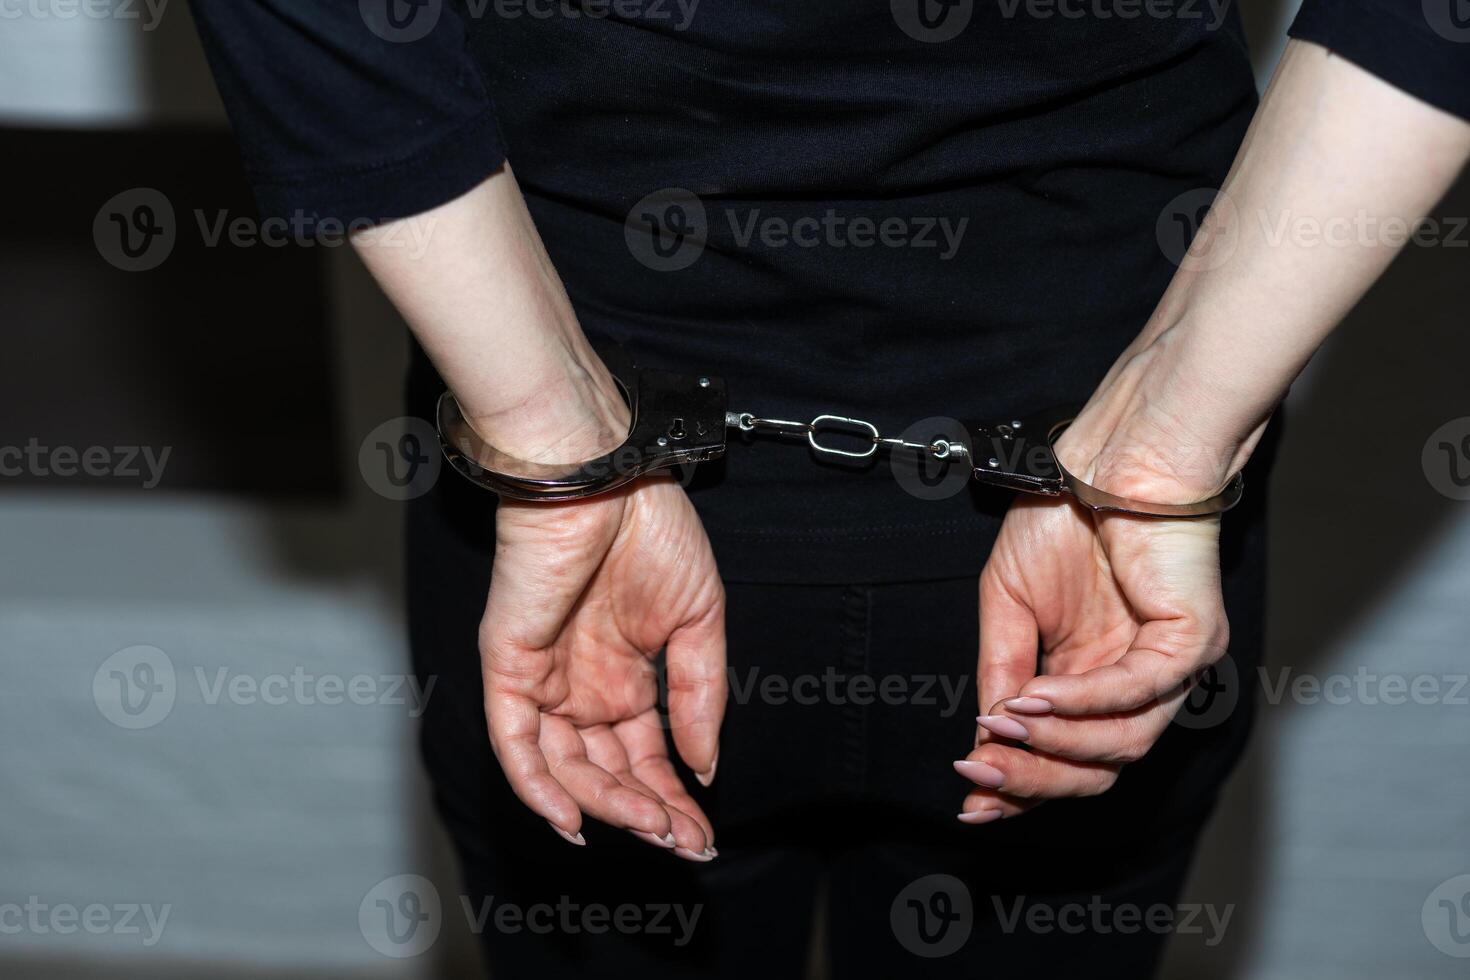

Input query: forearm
[352,165,628,462]
[1061,40,1470,500]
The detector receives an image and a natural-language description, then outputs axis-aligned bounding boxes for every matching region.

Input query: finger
[977,568,1039,743]
[1020,513,1229,716]
[616,714,717,860]
[482,686,585,842]
[664,598,727,787]
[1017,615,1226,716]
[577,724,681,852]
[586,721,714,860]
[976,688,1186,764]
[539,717,673,838]
[958,787,1038,823]
[954,743,1121,800]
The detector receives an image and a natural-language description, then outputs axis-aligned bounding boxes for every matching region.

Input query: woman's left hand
[955,486,1228,822]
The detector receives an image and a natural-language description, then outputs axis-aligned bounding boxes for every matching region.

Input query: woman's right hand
[480,477,727,861]
[352,166,727,858]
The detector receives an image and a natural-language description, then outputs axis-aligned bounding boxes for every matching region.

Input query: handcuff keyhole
[669,418,687,440]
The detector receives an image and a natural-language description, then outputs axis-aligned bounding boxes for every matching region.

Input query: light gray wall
[3,2,1469,977]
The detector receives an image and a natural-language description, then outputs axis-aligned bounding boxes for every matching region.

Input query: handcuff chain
[726,411,968,463]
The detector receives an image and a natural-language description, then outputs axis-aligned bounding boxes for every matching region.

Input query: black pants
[405,361,1270,979]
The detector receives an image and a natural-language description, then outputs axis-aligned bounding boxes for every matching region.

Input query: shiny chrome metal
[440,361,1243,516]
[962,406,1243,518]
[437,367,728,501]
[807,415,880,459]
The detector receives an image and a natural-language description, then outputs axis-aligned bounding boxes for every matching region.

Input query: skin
[958,42,1470,821]
[352,39,1470,848]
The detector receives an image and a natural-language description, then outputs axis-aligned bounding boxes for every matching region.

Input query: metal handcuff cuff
[435,360,1243,518]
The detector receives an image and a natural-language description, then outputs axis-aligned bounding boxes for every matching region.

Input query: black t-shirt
[192,0,1469,582]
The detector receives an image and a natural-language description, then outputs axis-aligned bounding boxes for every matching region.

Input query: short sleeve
[190,0,506,229]
[1289,0,1470,121]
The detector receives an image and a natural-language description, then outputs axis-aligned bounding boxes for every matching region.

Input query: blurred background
[1,1,1467,977]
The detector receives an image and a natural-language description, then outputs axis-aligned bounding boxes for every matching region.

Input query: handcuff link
[438,364,1242,518]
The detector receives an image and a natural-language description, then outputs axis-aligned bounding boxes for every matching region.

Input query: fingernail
[696,751,719,788]
[633,831,676,849]
[1002,696,1054,714]
[957,809,1004,825]
[953,759,1005,789]
[976,714,1030,740]
[550,824,586,846]
[673,846,715,863]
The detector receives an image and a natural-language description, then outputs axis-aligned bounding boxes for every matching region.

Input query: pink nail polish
[551,824,586,846]
[952,759,1005,789]
[673,846,715,863]
[976,714,1030,740]
[1003,696,1054,714]
[957,809,1003,825]
[696,750,719,788]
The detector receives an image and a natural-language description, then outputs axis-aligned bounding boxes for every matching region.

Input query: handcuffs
[436,361,1243,518]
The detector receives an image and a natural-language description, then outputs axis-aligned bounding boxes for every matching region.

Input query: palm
[989,499,1140,683]
[958,496,1227,819]
[480,478,726,857]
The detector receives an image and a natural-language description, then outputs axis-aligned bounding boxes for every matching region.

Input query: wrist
[1056,324,1269,504]
[464,346,631,464]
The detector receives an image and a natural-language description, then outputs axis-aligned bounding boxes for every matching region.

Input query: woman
[192,3,1467,976]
